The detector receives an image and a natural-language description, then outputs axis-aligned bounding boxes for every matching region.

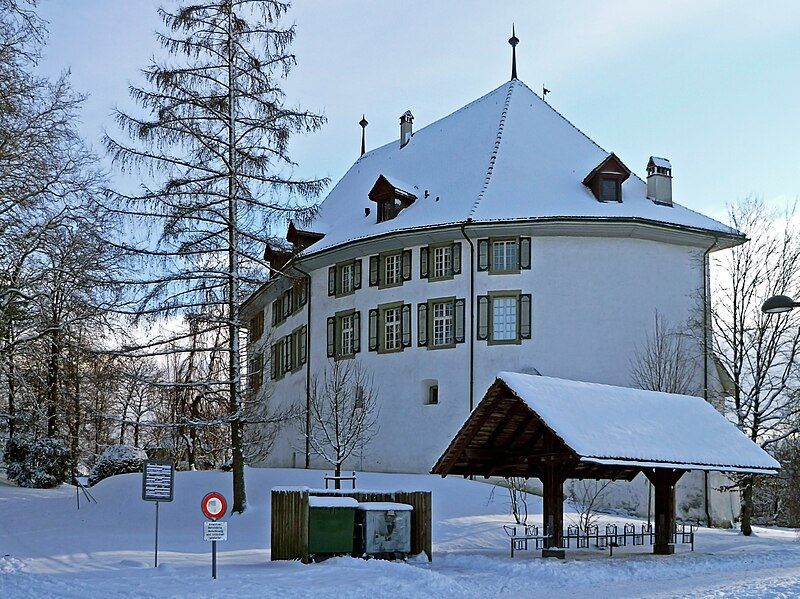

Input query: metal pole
[154,501,159,568]
[212,540,217,579]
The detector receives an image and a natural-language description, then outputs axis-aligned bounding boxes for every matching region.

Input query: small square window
[427,385,439,405]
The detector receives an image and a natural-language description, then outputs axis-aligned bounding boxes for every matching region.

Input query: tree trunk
[46,330,60,437]
[6,325,16,438]
[226,1,246,513]
[741,476,754,536]
[334,463,342,490]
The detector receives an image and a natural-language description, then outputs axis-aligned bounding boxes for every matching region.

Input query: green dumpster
[308,496,358,557]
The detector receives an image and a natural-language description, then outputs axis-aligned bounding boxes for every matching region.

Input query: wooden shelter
[432,372,779,558]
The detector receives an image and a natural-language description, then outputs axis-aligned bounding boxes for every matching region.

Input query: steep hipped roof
[306,79,740,252]
[432,373,779,478]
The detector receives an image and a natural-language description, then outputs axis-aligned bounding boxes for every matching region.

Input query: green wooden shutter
[270,344,277,379]
[326,317,335,357]
[284,334,294,372]
[402,249,412,281]
[452,242,462,275]
[477,295,489,340]
[401,304,412,347]
[283,289,293,317]
[328,266,336,296]
[369,255,380,286]
[368,308,379,351]
[298,326,307,365]
[478,239,489,271]
[352,311,361,353]
[271,299,280,326]
[520,237,531,270]
[420,247,429,279]
[417,303,428,346]
[353,259,362,290]
[454,298,466,343]
[520,294,532,339]
[298,280,308,307]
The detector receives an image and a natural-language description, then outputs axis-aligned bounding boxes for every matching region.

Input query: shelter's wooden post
[541,464,566,559]
[647,469,684,555]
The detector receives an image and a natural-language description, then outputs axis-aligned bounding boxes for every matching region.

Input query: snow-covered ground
[2,467,799,598]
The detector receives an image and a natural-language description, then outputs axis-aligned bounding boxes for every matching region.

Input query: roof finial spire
[508,24,519,80]
[359,114,368,157]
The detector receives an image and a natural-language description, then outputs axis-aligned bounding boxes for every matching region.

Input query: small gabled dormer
[286,221,325,252]
[368,174,417,223]
[582,153,631,203]
[263,241,293,277]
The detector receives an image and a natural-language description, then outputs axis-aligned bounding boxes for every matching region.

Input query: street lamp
[762,295,800,314]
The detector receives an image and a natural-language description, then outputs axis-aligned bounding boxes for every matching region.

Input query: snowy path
[2,468,799,598]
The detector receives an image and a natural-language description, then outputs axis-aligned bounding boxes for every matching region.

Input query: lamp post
[762,295,800,314]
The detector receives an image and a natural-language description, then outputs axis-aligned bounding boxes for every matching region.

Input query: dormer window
[600,177,620,202]
[368,174,417,223]
[583,153,631,203]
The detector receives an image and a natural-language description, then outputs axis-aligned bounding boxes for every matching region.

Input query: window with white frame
[492,296,518,341]
[340,262,354,294]
[340,313,355,356]
[492,240,517,272]
[383,306,402,351]
[432,300,454,346]
[433,246,452,279]
[384,253,401,285]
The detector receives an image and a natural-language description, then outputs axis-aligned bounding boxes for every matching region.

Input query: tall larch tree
[104,0,326,512]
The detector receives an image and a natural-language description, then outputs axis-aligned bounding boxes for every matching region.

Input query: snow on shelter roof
[497,372,779,474]
[305,79,740,253]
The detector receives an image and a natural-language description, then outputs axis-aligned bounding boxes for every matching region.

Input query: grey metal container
[354,502,413,558]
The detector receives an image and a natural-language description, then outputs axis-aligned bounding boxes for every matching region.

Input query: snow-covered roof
[308,496,358,508]
[497,372,779,474]
[305,79,740,253]
[357,502,413,511]
[649,156,672,169]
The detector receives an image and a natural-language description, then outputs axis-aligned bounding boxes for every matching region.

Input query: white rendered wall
[246,226,733,523]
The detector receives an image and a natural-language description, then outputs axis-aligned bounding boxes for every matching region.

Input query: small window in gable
[600,178,620,202]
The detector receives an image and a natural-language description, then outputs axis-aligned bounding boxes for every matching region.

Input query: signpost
[142,460,174,568]
[201,492,227,579]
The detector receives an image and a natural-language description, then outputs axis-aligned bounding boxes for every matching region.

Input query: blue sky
[37,1,800,221]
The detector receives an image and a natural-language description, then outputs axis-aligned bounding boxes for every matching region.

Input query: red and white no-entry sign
[201,492,227,521]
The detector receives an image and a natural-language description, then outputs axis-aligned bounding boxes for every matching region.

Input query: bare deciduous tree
[631,312,699,396]
[711,198,800,535]
[504,477,530,525]
[302,360,378,488]
[567,479,613,535]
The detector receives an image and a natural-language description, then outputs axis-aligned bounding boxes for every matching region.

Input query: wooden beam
[541,463,566,559]
[649,469,685,555]
[436,391,506,474]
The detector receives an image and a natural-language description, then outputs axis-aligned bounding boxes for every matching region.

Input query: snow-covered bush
[4,436,71,488]
[88,445,148,487]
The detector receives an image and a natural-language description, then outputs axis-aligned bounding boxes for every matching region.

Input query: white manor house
[241,72,744,525]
